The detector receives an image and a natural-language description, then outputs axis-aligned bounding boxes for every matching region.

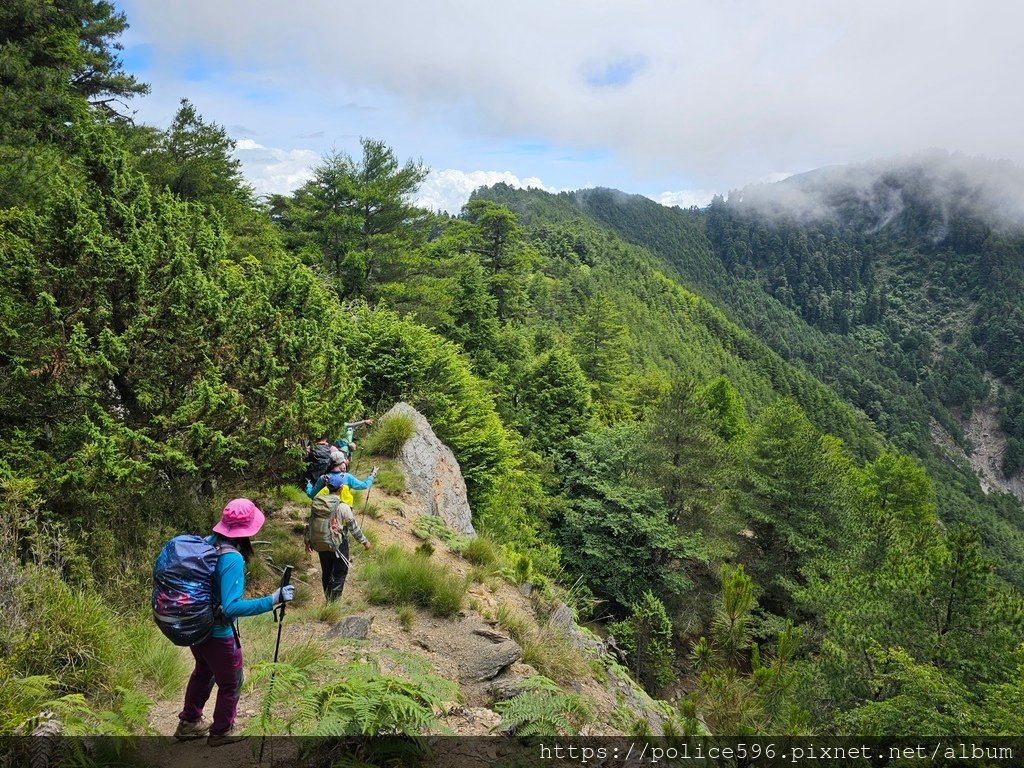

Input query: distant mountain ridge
[476,161,1024,587]
[732,151,1024,236]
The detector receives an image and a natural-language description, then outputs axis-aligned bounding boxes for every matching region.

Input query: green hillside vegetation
[504,182,1024,589]
[4,0,1024,741]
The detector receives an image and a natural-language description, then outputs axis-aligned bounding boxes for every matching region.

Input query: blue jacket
[208,535,273,639]
[306,471,375,499]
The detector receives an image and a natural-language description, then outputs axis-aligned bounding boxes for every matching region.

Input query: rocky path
[143,480,620,754]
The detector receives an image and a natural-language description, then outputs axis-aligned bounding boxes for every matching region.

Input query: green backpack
[305,495,348,553]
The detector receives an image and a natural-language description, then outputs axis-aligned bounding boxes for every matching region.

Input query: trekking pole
[259,565,293,764]
[359,484,372,527]
[359,465,380,527]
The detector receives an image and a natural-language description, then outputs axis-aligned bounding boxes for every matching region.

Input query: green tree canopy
[277,138,428,297]
[0,0,147,145]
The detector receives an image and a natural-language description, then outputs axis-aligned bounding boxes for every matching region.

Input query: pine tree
[463,199,531,321]
[518,348,593,454]
[608,591,676,693]
[279,139,428,296]
[643,378,739,562]
[572,293,631,421]
[742,399,851,614]
[131,99,253,206]
[700,376,748,442]
[687,565,805,735]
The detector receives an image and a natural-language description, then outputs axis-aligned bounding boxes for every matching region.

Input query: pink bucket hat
[212,498,265,538]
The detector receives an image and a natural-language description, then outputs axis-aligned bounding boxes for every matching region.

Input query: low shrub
[413,515,468,550]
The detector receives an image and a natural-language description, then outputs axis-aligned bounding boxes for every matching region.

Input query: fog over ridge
[731,151,1024,236]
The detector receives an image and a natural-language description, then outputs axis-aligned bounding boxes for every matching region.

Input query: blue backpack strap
[212,541,242,648]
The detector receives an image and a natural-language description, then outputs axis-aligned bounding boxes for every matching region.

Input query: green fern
[377,650,460,704]
[494,676,593,736]
[0,670,150,737]
[244,661,316,736]
[246,656,456,737]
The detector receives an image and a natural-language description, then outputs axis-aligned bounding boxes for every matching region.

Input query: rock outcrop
[383,402,476,536]
[459,640,523,683]
[326,615,373,640]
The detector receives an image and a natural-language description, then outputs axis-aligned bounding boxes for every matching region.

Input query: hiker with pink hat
[175,498,294,746]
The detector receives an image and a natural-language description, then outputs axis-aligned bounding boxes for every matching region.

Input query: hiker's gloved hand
[271,585,295,605]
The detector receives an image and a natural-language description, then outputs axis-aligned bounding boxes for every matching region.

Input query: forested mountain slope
[5,1,1024,743]
[475,169,1024,590]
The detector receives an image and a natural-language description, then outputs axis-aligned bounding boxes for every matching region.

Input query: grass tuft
[372,462,406,495]
[362,545,466,618]
[361,414,416,457]
[318,601,345,624]
[16,569,133,694]
[276,484,312,505]
[461,535,498,566]
[125,617,190,699]
[496,602,587,684]
[397,605,416,632]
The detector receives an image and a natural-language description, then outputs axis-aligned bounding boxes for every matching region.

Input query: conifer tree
[279,139,427,296]
[558,425,698,610]
[608,591,676,693]
[741,399,850,613]
[643,378,739,563]
[518,348,593,454]
[0,0,147,146]
[131,99,253,206]
[687,565,805,735]
[463,199,531,321]
[572,292,631,421]
[700,376,748,442]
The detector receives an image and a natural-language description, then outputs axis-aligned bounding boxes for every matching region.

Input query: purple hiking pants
[178,635,243,735]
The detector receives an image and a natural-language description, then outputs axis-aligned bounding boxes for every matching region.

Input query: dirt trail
[143,478,628,762]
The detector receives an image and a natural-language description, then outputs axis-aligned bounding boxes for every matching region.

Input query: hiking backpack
[152,535,236,647]
[306,442,334,482]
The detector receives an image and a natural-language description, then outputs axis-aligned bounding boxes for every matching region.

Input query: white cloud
[415,169,558,215]
[654,190,718,209]
[233,140,320,196]
[126,0,1024,194]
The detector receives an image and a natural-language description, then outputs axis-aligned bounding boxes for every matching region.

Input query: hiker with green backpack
[304,472,371,602]
[154,499,294,746]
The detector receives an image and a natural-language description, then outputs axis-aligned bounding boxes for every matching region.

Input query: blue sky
[115,1,1024,214]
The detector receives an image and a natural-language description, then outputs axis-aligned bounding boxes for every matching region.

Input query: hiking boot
[207,727,247,747]
[173,718,210,741]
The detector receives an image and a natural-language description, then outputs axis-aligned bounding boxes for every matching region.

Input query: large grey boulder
[383,402,476,537]
[459,640,523,682]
